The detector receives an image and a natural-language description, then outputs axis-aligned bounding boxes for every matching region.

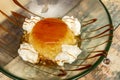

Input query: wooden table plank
[0,73,12,80]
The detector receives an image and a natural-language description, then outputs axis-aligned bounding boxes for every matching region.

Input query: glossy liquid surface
[32,18,67,43]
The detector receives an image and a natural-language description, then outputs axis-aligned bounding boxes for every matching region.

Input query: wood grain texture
[0,73,12,80]
[102,0,120,29]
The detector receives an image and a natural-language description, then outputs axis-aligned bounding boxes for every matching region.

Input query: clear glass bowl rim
[0,0,113,79]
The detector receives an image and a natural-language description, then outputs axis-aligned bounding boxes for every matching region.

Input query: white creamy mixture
[18,43,39,63]
[62,16,81,36]
[18,16,82,66]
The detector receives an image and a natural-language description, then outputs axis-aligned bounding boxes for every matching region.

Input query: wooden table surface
[0,0,120,80]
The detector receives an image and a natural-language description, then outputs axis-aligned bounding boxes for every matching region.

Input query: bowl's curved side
[0,67,24,80]
[67,0,113,79]
[0,0,113,80]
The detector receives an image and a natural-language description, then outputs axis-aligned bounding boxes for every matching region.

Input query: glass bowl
[0,0,113,80]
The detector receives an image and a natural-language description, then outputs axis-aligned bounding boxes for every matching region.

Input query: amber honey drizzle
[90,24,112,32]
[82,24,113,40]
[11,11,26,27]
[74,50,107,61]
[82,18,97,27]
[11,11,26,19]
[87,53,107,59]
[57,69,67,77]
[87,40,112,49]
